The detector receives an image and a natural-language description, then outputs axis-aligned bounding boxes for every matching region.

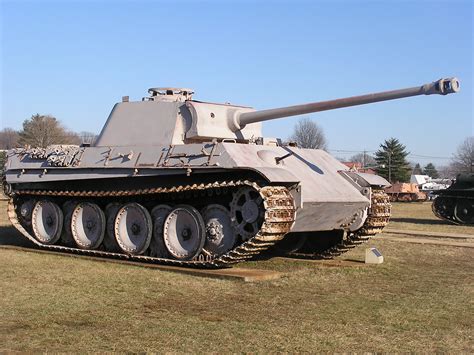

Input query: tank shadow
[0,226,37,248]
[343,259,365,264]
[250,250,276,261]
[390,217,454,226]
[282,147,324,175]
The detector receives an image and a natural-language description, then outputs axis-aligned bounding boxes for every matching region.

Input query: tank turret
[96,78,459,146]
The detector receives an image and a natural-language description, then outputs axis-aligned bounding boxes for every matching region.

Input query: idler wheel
[19,199,35,226]
[230,186,264,240]
[433,196,455,218]
[150,204,172,258]
[114,203,152,255]
[454,199,474,224]
[31,200,63,244]
[434,196,451,210]
[163,205,205,260]
[71,202,106,249]
[201,204,237,256]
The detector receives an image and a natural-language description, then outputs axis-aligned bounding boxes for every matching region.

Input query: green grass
[0,200,473,352]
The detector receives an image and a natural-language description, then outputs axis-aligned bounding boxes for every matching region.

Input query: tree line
[1,114,98,173]
[373,137,473,181]
[289,118,473,181]
[0,114,97,150]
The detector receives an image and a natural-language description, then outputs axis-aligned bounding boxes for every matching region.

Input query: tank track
[432,195,474,225]
[284,189,391,259]
[7,180,296,268]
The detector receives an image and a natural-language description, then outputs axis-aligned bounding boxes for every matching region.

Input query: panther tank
[432,173,474,225]
[3,77,459,268]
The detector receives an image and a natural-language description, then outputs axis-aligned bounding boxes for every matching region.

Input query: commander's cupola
[144,87,194,102]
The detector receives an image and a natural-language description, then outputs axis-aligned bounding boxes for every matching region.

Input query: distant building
[342,162,376,174]
[410,174,430,185]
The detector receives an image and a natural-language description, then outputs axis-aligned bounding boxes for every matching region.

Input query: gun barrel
[237,77,459,128]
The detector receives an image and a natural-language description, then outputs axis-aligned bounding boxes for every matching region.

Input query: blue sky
[1,0,472,166]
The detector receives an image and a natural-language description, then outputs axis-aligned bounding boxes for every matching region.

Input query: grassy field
[0,199,473,352]
[389,201,474,234]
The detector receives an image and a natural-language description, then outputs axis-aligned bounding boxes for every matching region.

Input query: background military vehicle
[385,183,427,202]
[432,173,474,225]
[3,77,459,268]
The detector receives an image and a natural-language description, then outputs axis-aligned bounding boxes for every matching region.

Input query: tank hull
[5,143,379,233]
[4,143,391,268]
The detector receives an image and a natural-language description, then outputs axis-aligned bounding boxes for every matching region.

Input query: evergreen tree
[413,163,423,175]
[375,138,411,183]
[423,162,439,179]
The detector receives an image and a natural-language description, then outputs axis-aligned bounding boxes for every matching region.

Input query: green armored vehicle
[3,78,459,267]
[432,173,474,225]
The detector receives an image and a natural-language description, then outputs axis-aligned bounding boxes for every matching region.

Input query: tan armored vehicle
[3,78,459,267]
[385,183,427,202]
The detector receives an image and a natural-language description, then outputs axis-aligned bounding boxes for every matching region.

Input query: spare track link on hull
[432,195,474,225]
[286,189,391,260]
[8,180,296,268]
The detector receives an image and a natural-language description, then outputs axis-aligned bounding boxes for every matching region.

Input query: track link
[8,180,296,268]
[285,189,391,259]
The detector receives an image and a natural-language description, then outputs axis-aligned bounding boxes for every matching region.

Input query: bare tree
[452,136,474,173]
[438,165,456,179]
[349,152,376,167]
[0,128,20,149]
[64,131,81,146]
[289,117,327,150]
[18,114,80,148]
[78,131,98,145]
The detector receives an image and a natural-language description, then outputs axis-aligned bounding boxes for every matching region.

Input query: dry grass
[0,199,9,226]
[388,202,474,234]
[0,200,473,352]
